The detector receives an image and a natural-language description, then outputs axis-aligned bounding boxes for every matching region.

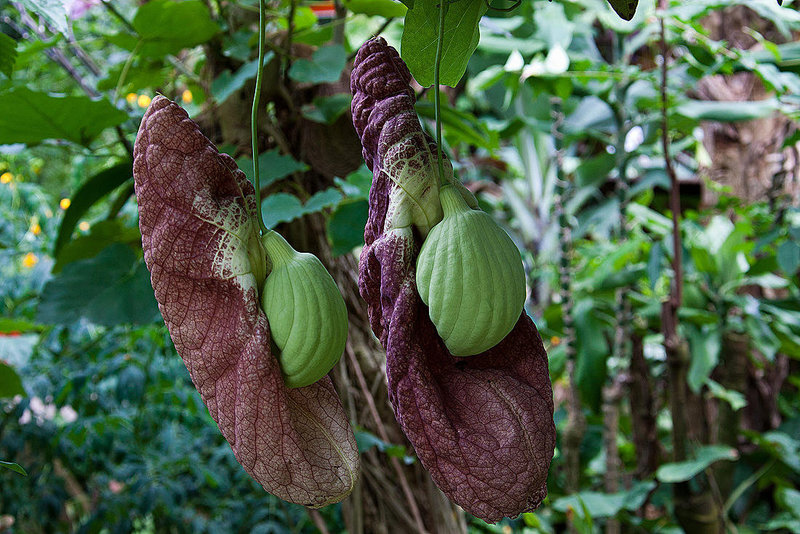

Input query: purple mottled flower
[351,37,556,523]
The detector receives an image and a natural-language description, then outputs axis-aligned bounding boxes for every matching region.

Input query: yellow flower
[126,93,138,104]
[137,94,152,108]
[31,222,41,235]
[22,252,38,269]
[60,198,71,210]
[0,172,12,184]
[78,221,90,232]
[181,89,193,104]
[550,335,561,347]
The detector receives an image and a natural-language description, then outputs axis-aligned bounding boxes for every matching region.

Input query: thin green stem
[113,40,142,102]
[434,0,447,187]
[252,0,268,235]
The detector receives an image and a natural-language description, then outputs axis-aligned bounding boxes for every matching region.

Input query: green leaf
[401,0,488,87]
[415,100,498,150]
[328,199,368,256]
[686,324,720,393]
[334,165,372,199]
[753,430,800,473]
[288,45,346,84]
[552,481,655,518]
[19,0,68,35]
[133,0,220,56]
[301,94,352,124]
[778,488,800,518]
[0,318,42,334]
[236,148,309,189]
[354,430,416,464]
[261,188,343,229]
[647,241,663,289]
[0,362,25,398]
[262,193,304,229]
[0,88,128,146]
[97,60,170,94]
[706,379,747,411]
[676,99,780,122]
[573,298,609,413]
[54,161,133,257]
[345,0,407,17]
[54,220,142,273]
[0,460,27,476]
[605,0,638,21]
[656,445,737,483]
[37,244,160,326]
[0,335,37,368]
[211,58,272,104]
[778,240,800,276]
[0,32,18,78]
[305,188,343,212]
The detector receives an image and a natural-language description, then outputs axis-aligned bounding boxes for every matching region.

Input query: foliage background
[1,0,800,532]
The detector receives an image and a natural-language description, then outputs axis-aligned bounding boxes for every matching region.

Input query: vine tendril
[252,0,269,234]
[434,0,448,187]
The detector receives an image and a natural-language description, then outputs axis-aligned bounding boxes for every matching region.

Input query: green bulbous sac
[260,232,348,388]
[416,185,526,356]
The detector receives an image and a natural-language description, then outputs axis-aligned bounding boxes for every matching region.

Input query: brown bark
[713,331,749,497]
[602,377,624,534]
[629,333,661,477]
[696,6,800,206]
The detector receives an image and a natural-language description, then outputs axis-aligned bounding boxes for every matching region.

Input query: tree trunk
[697,6,800,207]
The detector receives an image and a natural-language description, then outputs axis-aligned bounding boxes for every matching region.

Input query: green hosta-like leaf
[778,488,800,517]
[0,334,37,368]
[211,57,272,104]
[354,430,416,464]
[0,460,26,476]
[132,0,220,56]
[261,188,343,229]
[552,481,655,518]
[236,148,309,189]
[97,60,170,94]
[778,240,800,276]
[0,88,128,146]
[706,379,747,411]
[37,244,160,326]
[415,100,498,150]
[676,99,781,122]
[54,220,142,273]
[19,0,68,35]
[345,0,407,17]
[0,32,17,78]
[334,165,372,199]
[574,298,609,413]
[656,445,738,483]
[304,188,343,212]
[54,161,133,256]
[0,362,25,398]
[328,199,368,256]
[289,45,347,84]
[302,94,352,124]
[401,0,487,87]
[0,318,41,334]
[686,324,721,393]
